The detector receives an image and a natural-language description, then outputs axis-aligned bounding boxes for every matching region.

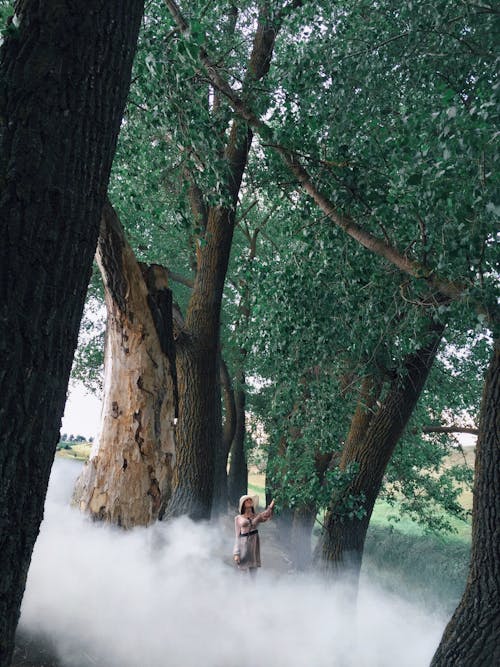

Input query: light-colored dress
[233,507,273,570]
[235,517,261,569]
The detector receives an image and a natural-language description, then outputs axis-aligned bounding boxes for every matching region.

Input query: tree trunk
[317,325,444,582]
[160,4,280,520]
[431,339,500,667]
[290,505,317,571]
[0,2,143,664]
[212,357,237,515]
[165,205,236,519]
[228,381,248,508]
[73,203,177,527]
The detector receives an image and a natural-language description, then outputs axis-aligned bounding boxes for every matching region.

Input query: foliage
[0,1,14,40]
[71,0,497,532]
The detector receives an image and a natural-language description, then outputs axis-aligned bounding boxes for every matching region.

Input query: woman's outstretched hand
[262,499,275,519]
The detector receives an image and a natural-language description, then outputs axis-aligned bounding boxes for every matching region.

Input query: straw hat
[238,494,259,514]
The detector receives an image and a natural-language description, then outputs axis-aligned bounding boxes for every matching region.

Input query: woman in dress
[233,494,275,575]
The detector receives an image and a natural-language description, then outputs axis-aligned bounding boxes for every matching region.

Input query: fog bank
[19,460,447,666]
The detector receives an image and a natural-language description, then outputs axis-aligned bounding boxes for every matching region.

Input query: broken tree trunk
[73,202,176,527]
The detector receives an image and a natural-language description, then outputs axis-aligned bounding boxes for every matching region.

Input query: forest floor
[11,490,290,667]
[12,447,473,666]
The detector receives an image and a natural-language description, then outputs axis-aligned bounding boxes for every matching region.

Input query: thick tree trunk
[431,339,500,667]
[228,382,248,508]
[165,206,235,519]
[0,2,143,664]
[317,326,444,581]
[73,203,176,527]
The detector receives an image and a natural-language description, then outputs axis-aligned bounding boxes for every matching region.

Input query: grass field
[248,470,266,503]
[363,523,470,613]
[56,442,92,462]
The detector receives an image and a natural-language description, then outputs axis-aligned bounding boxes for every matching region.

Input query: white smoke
[19,460,448,667]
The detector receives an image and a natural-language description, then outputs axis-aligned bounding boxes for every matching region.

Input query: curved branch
[422,425,479,436]
[173,25,497,325]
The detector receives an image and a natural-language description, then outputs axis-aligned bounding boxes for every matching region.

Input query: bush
[57,441,72,450]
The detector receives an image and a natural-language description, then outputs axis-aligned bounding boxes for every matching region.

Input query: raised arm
[255,499,275,524]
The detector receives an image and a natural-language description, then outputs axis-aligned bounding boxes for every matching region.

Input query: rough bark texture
[431,340,500,667]
[228,384,248,507]
[0,2,144,664]
[164,205,236,519]
[73,203,176,527]
[212,357,237,514]
[317,326,444,580]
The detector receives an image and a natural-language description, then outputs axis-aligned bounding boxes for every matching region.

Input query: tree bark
[73,202,177,527]
[166,188,249,517]
[0,2,143,664]
[431,339,500,667]
[317,325,444,582]
[228,382,248,508]
[211,357,236,514]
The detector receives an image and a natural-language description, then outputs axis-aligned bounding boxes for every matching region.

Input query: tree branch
[165,0,498,329]
[422,425,478,436]
[167,269,194,290]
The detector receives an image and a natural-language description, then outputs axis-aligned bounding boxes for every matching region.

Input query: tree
[245,219,478,573]
[316,322,445,578]
[226,2,498,659]
[195,0,495,474]
[0,1,144,664]
[73,202,177,527]
[75,0,288,522]
[431,341,500,666]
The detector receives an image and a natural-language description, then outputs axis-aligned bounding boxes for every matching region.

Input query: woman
[233,494,275,575]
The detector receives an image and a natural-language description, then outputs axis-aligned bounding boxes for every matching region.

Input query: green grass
[363,523,471,614]
[363,499,471,613]
[370,499,472,541]
[248,481,265,495]
[56,442,92,462]
[311,497,471,613]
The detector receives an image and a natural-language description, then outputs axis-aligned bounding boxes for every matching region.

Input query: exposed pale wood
[73,203,176,527]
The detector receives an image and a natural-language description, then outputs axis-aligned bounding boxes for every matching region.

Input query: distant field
[56,442,92,462]
[443,445,475,511]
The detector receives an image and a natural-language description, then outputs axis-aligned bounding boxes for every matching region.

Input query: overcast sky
[61,381,101,439]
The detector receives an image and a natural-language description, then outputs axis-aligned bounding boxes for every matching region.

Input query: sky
[61,382,102,439]
[19,459,450,667]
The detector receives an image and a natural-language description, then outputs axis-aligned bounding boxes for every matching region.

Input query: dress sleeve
[255,504,274,524]
[233,516,240,555]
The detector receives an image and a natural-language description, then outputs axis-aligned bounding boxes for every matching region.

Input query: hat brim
[238,494,259,514]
